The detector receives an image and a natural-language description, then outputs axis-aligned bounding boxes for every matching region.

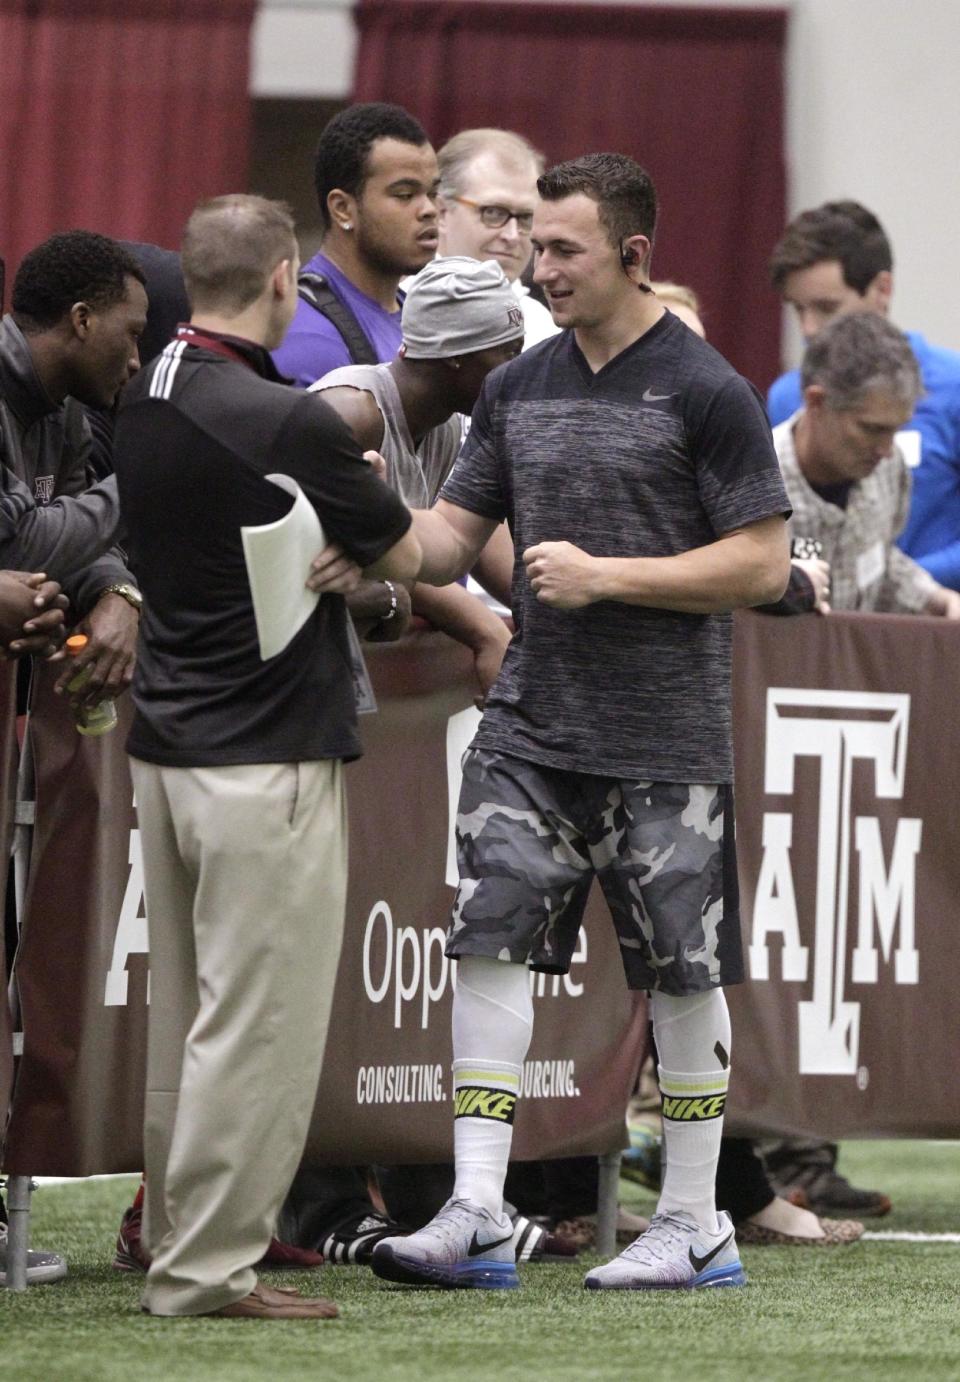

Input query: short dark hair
[537,153,657,252]
[12,230,146,331]
[182,195,297,313]
[120,242,190,365]
[801,312,920,412]
[769,201,892,294]
[313,102,430,230]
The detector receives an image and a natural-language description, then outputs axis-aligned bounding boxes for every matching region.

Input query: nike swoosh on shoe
[467,1230,514,1257]
[688,1231,734,1273]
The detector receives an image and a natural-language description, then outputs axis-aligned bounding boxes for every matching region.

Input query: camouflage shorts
[446,748,743,995]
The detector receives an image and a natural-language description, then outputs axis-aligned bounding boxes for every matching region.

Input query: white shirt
[512,280,560,348]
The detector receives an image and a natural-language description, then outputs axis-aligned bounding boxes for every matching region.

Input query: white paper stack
[241,474,323,661]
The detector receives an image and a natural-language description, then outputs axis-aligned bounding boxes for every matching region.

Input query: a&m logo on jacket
[748,689,921,1078]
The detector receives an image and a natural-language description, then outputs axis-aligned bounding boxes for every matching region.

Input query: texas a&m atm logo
[748,689,921,1077]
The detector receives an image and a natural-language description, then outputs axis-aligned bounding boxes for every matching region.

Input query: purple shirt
[272,251,403,389]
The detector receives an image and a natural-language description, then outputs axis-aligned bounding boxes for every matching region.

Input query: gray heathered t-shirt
[312,363,462,506]
[440,313,790,783]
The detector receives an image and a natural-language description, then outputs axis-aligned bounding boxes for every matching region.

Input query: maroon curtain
[0,0,256,283]
[0,667,16,1123]
[353,0,786,389]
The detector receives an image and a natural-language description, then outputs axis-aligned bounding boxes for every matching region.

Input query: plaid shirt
[773,413,938,613]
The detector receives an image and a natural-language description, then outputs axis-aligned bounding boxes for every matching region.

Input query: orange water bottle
[64,634,118,736]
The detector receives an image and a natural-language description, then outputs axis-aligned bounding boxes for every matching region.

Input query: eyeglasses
[452,196,535,233]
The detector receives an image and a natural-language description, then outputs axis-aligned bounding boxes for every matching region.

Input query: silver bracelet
[381,580,399,621]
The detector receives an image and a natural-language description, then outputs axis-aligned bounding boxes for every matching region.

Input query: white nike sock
[651,989,731,1234]
[451,957,533,1218]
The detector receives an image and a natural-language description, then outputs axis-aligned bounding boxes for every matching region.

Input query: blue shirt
[272,252,403,389]
[768,331,960,588]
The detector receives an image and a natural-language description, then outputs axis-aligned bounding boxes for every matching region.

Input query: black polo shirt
[114,330,411,767]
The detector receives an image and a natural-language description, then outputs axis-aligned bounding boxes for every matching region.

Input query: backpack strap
[297,271,380,367]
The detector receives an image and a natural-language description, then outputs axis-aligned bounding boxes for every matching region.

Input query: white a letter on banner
[749,813,808,981]
[104,808,150,1006]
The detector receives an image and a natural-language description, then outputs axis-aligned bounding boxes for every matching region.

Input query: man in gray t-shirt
[372,154,791,1296]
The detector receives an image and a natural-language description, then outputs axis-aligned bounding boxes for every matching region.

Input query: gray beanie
[401,256,525,359]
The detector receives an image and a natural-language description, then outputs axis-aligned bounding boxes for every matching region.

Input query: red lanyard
[175,325,256,371]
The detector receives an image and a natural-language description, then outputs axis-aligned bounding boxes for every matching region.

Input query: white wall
[252,0,960,361]
[252,0,356,99]
[783,0,960,361]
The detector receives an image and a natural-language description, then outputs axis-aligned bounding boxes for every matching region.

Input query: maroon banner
[7,610,958,1175]
[3,634,646,1175]
[725,611,959,1137]
[0,662,17,1121]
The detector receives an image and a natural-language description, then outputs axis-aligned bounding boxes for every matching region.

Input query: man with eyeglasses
[435,129,558,349]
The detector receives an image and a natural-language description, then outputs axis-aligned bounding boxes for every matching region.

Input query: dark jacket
[0,314,134,613]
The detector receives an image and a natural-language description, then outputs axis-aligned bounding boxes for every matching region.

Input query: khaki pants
[130,758,347,1316]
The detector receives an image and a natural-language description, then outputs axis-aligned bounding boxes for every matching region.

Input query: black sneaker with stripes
[320,1211,406,1265]
[509,1213,578,1262]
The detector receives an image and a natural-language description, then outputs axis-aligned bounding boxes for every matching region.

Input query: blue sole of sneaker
[583,1262,747,1291]
[371,1244,519,1290]
[693,1261,747,1288]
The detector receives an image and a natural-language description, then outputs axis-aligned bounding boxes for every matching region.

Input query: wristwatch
[100,582,143,612]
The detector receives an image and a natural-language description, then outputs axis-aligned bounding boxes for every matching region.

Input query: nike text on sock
[453,1081,518,1124]
[452,1059,520,1218]
[656,1066,730,1234]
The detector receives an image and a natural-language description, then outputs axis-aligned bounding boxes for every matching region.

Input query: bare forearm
[411,580,508,651]
[412,579,511,698]
[366,528,422,583]
[470,521,514,610]
[412,508,481,586]
[524,518,790,613]
[592,544,789,611]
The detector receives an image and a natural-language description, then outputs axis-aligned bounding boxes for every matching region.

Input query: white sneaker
[584,1210,745,1291]
[371,1197,519,1289]
[0,1225,68,1286]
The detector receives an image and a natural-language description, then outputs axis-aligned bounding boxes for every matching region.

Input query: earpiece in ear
[621,246,639,267]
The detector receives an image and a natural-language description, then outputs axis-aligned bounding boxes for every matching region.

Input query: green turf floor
[2,1141,959,1382]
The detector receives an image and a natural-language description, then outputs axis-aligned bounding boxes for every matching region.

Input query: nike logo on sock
[688,1231,734,1273]
[467,1228,514,1257]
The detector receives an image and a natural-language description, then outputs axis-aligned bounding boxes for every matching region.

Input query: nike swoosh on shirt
[467,1229,514,1257]
[688,1231,735,1273]
[642,388,676,402]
